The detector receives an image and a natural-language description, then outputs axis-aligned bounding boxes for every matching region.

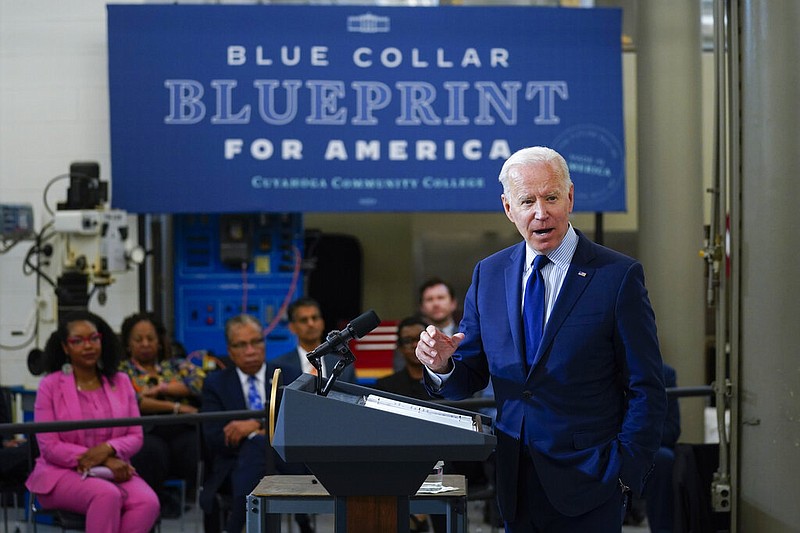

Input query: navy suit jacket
[270,347,357,386]
[200,365,270,512]
[426,231,666,519]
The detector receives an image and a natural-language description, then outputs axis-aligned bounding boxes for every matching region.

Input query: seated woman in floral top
[119,312,205,516]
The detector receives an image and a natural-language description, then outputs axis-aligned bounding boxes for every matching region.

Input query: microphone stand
[306,329,356,396]
[307,351,324,395]
[321,343,355,397]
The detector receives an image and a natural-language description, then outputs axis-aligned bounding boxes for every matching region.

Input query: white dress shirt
[298,346,326,377]
[521,224,579,323]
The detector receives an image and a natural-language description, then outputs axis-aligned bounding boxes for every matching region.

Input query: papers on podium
[361,394,482,432]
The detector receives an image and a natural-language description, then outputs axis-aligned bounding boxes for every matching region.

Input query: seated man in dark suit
[646,362,681,533]
[375,316,430,399]
[200,314,313,533]
[625,362,681,532]
[271,297,356,385]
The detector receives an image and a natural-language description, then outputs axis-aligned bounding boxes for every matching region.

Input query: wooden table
[246,474,467,533]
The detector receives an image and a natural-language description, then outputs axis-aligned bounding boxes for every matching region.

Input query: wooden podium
[268,374,496,533]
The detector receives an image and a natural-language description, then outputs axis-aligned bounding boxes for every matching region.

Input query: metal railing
[0,385,713,437]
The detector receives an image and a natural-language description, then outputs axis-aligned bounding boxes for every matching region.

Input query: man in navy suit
[271,297,356,386]
[416,146,667,532]
[201,314,312,533]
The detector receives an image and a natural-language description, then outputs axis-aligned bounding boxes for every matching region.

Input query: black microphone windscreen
[349,309,381,338]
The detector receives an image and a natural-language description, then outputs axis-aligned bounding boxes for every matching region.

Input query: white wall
[0,1,141,388]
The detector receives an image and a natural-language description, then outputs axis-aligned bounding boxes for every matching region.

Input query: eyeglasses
[66,333,103,347]
[229,338,265,351]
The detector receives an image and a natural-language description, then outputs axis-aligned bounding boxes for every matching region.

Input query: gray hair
[498,146,572,195]
[224,314,263,345]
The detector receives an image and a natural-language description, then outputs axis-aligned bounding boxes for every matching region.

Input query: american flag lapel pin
[578,271,587,277]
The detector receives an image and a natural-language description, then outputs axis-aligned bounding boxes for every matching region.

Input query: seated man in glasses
[200,314,313,533]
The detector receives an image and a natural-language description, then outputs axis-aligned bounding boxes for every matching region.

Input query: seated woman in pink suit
[25,310,160,533]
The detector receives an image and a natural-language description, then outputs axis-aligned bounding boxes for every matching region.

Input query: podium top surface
[251,475,466,498]
[273,374,496,463]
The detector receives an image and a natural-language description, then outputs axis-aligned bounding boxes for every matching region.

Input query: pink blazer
[25,371,144,494]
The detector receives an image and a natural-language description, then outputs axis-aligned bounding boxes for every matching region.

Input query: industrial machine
[4,162,142,374]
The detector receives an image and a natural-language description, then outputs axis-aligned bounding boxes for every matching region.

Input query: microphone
[306,309,381,360]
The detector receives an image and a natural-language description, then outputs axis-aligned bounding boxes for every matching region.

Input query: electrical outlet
[711,481,731,512]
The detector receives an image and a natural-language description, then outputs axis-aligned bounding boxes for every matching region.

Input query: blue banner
[107,4,625,213]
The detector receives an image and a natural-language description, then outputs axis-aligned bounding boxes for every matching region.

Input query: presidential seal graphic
[552,125,625,211]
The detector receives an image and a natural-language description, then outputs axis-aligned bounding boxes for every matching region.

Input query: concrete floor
[2,497,651,533]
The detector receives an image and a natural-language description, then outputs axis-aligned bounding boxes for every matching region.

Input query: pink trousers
[37,471,160,533]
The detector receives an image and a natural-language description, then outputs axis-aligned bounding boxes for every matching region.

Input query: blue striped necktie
[524,254,550,369]
[247,375,263,410]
